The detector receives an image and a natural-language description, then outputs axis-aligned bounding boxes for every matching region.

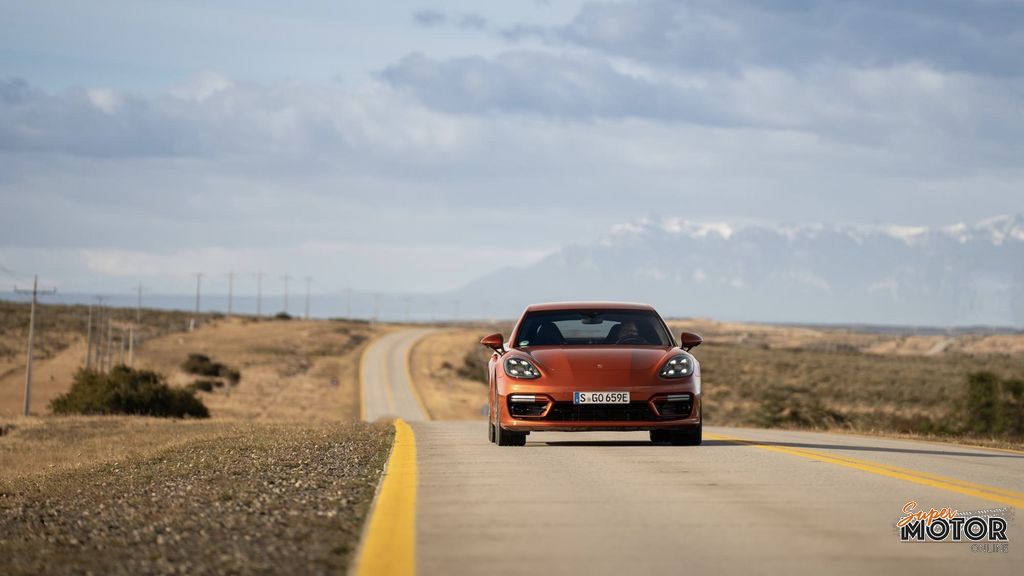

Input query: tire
[650,423,702,446]
[488,421,496,443]
[670,422,702,446]
[649,430,671,444]
[494,398,527,447]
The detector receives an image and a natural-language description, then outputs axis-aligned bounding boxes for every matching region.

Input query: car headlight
[659,354,694,378]
[504,357,541,379]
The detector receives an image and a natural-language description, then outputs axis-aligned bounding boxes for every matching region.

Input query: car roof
[524,301,657,312]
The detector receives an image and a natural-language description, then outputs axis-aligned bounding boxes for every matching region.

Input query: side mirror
[680,331,703,351]
[480,333,505,354]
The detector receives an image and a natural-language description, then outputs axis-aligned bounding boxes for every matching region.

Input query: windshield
[514,310,672,347]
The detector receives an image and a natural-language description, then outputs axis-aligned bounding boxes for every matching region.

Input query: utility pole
[304,276,312,320]
[85,305,94,369]
[105,316,113,373]
[254,271,265,317]
[93,296,107,369]
[132,284,142,367]
[14,276,56,416]
[226,272,236,316]
[346,288,352,320]
[192,272,204,331]
[193,273,204,315]
[282,274,292,315]
[135,283,143,325]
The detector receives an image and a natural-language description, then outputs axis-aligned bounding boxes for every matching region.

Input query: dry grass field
[0,303,390,574]
[0,305,375,420]
[412,321,1024,447]
[409,329,494,420]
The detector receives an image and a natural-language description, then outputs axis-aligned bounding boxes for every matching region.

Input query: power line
[13,275,57,416]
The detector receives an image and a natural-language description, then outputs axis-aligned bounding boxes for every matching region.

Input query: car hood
[523,346,673,374]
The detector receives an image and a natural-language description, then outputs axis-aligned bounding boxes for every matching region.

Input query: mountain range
[456,214,1024,328]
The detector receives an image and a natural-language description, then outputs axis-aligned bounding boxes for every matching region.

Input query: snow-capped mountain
[458,215,1024,327]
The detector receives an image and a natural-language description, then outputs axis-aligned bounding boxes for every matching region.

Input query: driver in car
[615,320,646,344]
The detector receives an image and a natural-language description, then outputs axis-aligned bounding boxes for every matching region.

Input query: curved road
[361,329,1022,575]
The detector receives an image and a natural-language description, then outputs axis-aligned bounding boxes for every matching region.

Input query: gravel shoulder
[0,418,392,575]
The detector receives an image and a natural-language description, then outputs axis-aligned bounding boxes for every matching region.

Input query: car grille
[545,402,657,422]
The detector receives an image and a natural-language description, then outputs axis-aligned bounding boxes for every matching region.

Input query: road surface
[359,329,1022,575]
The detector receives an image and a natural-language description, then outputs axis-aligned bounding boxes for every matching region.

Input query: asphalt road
[360,329,1023,575]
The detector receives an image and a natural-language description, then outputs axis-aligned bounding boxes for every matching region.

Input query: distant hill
[455,214,1024,327]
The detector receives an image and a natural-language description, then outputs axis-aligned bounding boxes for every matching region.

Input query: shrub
[51,366,209,418]
[221,367,241,385]
[962,371,1024,438]
[181,353,242,384]
[182,353,221,377]
[188,379,221,392]
[274,312,292,320]
[456,349,490,384]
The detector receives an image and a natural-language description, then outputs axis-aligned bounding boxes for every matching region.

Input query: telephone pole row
[14,276,57,416]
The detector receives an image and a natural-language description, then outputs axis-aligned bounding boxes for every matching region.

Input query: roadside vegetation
[0,306,387,573]
[50,366,209,418]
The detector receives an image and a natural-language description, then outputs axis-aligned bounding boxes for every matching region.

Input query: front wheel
[494,398,526,447]
[650,423,701,446]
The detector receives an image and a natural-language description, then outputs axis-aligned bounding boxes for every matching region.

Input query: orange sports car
[481,302,703,446]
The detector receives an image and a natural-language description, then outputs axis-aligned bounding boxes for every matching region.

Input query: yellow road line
[354,419,417,576]
[779,445,1024,499]
[403,332,433,421]
[706,432,1024,509]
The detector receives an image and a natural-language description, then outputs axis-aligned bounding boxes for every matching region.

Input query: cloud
[413,9,446,27]
[380,51,1024,154]
[509,0,1024,75]
[0,74,475,161]
[457,13,488,30]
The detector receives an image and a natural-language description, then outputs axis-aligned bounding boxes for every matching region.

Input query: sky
[1,0,1023,299]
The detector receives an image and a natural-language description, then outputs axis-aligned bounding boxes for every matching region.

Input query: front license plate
[573,391,629,404]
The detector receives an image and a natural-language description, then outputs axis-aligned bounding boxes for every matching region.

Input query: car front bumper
[498,382,701,432]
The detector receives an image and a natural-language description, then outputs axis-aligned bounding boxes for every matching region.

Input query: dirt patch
[0,418,392,575]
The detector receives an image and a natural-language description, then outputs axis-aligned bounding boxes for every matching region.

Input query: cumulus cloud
[508,0,1024,75]
[380,51,1024,153]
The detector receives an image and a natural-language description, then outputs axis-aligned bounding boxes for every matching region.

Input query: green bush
[51,366,209,418]
[182,353,221,377]
[181,353,242,384]
[962,371,1024,438]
